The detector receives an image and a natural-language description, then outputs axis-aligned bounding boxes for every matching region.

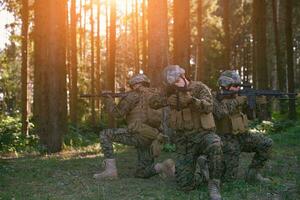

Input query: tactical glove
[256,96,267,105]
[236,96,247,105]
[167,93,193,108]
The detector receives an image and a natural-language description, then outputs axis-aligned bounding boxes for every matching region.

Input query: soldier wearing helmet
[213,70,273,183]
[149,65,223,200]
[93,73,175,180]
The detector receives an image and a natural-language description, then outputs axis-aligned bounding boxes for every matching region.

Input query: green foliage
[249,119,295,134]
[0,116,38,153]
[63,124,100,149]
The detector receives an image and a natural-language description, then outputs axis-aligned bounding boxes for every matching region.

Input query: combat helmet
[162,65,185,86]
[128,73,150,88]
[217,70,241,87]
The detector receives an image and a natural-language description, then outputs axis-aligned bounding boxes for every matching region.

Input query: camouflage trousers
[221,132,273,181]
[174,131,222,191]
[99,128,157,178]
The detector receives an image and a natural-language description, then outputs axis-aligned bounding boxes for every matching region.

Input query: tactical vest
[215,99,249,134]
[169,108,215,132]
[126,87,162,129]
[168,81,216,132]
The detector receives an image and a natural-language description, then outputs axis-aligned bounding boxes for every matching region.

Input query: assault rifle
[216,87,297,109]
[80,88,129,98]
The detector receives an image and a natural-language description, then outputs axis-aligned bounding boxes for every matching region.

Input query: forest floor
[1,121,300,200]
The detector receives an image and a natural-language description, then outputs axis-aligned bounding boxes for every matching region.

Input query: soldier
[213,70,273,182]
[93,74,175,180]
[149,65,222,200]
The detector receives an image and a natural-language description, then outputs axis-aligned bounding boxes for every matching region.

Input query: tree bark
[70,0,78,126]
[253,0,269,120]
[90,0,96,125]
[285,0,297,119]
[21,0,29,135]
[148,0,169,87]
[135,0,140,73]
[272,0,285,113]
[34,0,68,153]
[174,0,190,76]
[222,0,231,70]
[142,0,148,73]
[108,0,116,127]
[196,0,204,81]
[96,0,101,118]
[253,0,268,89]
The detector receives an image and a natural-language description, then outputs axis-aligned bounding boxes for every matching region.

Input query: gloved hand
[256,96,267,105]
[179,92,193,106]
[236,96,247,105]
[167,95,177,107]
[102,95,114,106]
[167,93,193,108]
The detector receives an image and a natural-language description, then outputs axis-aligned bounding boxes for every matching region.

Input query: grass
[1,121,300,200]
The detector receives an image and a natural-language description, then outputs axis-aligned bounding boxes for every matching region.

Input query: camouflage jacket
[149,81,216,132]
[103,86,162,128]
[212,93,248,134]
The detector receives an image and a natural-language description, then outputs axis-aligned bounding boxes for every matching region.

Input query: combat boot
[208,179,222,200]
[93,159,118,180]
[246,168,271,183]
[154,159,175,178]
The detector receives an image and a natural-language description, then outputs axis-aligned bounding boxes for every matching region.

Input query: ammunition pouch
[169,108,215,132]
[146,108,163,129]
[216,113,248,134]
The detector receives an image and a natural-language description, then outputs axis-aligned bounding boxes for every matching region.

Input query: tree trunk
[142,0,147,73]
[272,0,285,113]
[135,0,140,73]
[105,0,109,90]
[34,0,68,153]
[21,0,29,135]
[285,0,297,119]
[222,0,231,70]
[253,0,268,89]
[253,0,269,120]
[174,0,190,76]
[79,0,83,62]
[108,0,116,127]
[148,0,169,87]
[96,0,101,119]
[90,0,96,125]
[83,0,87,64]
[196,0,204,81]
[70,0,78,126]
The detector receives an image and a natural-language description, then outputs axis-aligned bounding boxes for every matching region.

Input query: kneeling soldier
[213,70,273,183]
[93,74,175,180]
[149,65,222,200]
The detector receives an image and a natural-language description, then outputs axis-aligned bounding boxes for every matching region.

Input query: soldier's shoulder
[147,87,161,93]
[123,90,140,101]
[189,81,211,92]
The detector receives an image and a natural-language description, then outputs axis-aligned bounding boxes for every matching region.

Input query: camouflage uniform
[100,75,164,178]
[213,70,273,181]
[150,66,222,192]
